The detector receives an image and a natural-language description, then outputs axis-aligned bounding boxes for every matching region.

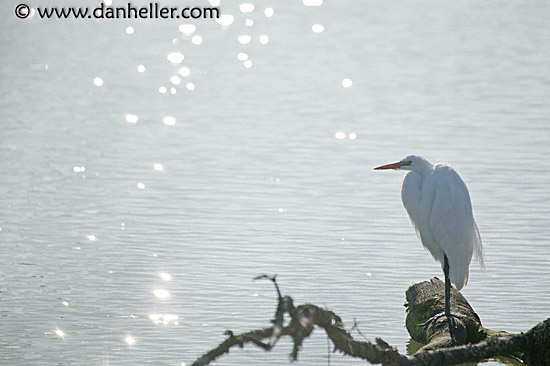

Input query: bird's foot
[418,312,464,346]
[418,311,463,328]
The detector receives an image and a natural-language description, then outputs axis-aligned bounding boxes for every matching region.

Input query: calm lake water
[1,1,549,365]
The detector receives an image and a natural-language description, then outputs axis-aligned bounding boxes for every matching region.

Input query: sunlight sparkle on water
[237,52,248,61]
[125,335,136,346]
[186,83,195,91]
[171,87,177,95]
[349,132,357,140]
[216,14,234,27]
[208,0,220,6]
[312,24,325,33]
[303,0,323,6]
[62,301,69,307]
[342,78,353,88]
[159,272,172,281]
[246,18,253,27]
[170,75,182,85]
[87,234,97,241]
[104,0,112,5]
[154,289,170,299]
[178,23,196,34]
[163,116,177,125]
[192,35,203,45]
[244,60,252,69]
[125,114,138,124]
[54,328,65,338]
[153,163,164,172]
[73,166,85,173]
[137,64,145,73]
[264,8,274,17]
[178,66,190,77]
[238,35,252,44]
[335,131,346,140]
[125,26,134,35]
[240,3,254,13]
[93,77,103,87]
[259,35,269,45]
[167,52,185,64]
[159,86,167,94]
[137,182,146,189]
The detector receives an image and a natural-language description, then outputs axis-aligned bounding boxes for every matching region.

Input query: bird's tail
[449,256,469,291]
[473,221,485,269]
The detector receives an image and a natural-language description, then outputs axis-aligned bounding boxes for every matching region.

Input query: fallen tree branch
[191,276,550,366]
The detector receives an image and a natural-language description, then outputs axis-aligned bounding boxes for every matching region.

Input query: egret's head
[374,155,430,172]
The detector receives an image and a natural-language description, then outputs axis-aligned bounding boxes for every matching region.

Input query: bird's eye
[401,161,412,166]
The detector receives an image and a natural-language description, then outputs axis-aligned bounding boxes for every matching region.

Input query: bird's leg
[418,255,463,345]
[443,254,457,345]
[443,254,451,316]
[444,254,451,317]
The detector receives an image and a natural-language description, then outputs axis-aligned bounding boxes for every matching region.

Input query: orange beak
[374,161,401,170]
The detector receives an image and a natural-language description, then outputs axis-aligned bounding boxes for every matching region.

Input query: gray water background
[1,1,550,365]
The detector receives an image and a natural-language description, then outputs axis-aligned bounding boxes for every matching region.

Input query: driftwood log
[405,277,486,349]
[191,276,550,366]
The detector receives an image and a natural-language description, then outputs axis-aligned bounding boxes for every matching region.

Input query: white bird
[374,155,483,339]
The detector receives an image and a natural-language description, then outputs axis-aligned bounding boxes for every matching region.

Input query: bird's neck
[413,159,434,176]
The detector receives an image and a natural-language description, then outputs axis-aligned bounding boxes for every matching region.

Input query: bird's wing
[426,165,477,290]
[401,171,423,229]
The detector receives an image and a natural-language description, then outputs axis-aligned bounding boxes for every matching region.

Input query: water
[1,1,550,365]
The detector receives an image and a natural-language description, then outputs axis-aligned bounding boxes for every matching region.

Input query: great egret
[374,155,483,341]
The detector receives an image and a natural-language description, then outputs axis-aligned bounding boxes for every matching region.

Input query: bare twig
[253,274,286,349]
[253,274,281,299]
